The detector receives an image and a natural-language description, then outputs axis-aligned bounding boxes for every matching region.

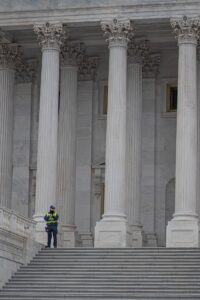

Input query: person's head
[49,205,55,213]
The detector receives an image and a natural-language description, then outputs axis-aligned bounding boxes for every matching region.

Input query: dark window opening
[166,84,177,112]
[103,85,108,115]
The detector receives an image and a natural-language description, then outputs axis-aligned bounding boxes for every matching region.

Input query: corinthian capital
[171,16,200,44]
[143,53,160,78]
[101,18,134,47]
[0,43,22,69]
[78,56,98,81]
[33,22,64,51]
[128,39,148,64]
[61,41,85,66]
[16,59,38,83]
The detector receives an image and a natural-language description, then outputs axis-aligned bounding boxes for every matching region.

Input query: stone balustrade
[0,207,36,238]
[0,206,40,288]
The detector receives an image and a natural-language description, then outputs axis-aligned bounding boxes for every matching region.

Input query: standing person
[44,205,59,248]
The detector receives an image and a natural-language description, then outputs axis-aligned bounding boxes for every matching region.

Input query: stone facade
[0,0,199,252]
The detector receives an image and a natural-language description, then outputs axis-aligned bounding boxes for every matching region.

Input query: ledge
[0,1,199,26]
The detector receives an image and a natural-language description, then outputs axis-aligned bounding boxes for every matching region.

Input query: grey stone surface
[0,207,41,288]
[141,79,156,242]
[75,80,93,241]
[12,83,32,217]
[1,248,200,299]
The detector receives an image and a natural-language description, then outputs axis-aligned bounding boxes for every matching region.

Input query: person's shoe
[45,246,50,249]
[54,246,57,248]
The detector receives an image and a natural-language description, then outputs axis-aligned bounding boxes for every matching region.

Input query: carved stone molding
[171,15,200,44]
[61,41,85,66]
[0,43,22,69]
[33,22,65,51]
[128,39,148,64]
[16,59,38,83]
[197,45,200,62]
[143,53,161,78]
[101,18,134,48]
[78,56,98,81]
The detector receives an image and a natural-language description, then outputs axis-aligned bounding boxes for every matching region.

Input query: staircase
[1,248,200,299]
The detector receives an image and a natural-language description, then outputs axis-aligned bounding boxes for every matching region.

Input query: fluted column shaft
[35,49,60,214]
[33,23,63,243]
[57,42,84,247]
[0,44,19,209]
[126,61,142,225]
[95,19,134,248]
[197,49,200,217]
[0,68,15,208]
[175,41,197,215]
[104,44,127,218]
[167,16,200,247]
[57,64,78,225]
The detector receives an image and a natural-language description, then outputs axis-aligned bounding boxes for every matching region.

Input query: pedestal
[130,225,143,248]
[95,218,131,248]
[167,217,199,247]
[61,225,80,247]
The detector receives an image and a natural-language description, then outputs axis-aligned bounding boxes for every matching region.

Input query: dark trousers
[47,225,57,248]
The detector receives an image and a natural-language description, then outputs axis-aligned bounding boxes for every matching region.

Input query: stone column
[166,16,200,247]
[126,40,145,247]
[0,44,19,209]
[142,53,160,247]
[12,60,35,217]
[76,56,98,247]
[95,19,134,247]
[197,48,200,219]
[57,42,84,247]
[33,23,64,244]
[29,61,39,218]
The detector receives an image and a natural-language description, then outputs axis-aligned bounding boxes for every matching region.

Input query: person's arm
[44,214,49,221]
[54,213,59,221]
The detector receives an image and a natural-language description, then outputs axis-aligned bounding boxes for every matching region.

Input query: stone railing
[0,207,36,238]
[0,207,41,288]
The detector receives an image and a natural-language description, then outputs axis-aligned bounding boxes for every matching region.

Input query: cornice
[0,1,200,26]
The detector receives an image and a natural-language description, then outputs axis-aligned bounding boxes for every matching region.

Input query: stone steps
[7,274,200,280]
[1,248,200,299]
[0,294,200,299]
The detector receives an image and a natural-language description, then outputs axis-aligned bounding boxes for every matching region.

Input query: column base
[61,224,80,247]
[33,215,46,245]
[143,232,157,247]
[130,224,143,247]
[94,217,131,248]
[79,232,93,247]
[166,215,199,247]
